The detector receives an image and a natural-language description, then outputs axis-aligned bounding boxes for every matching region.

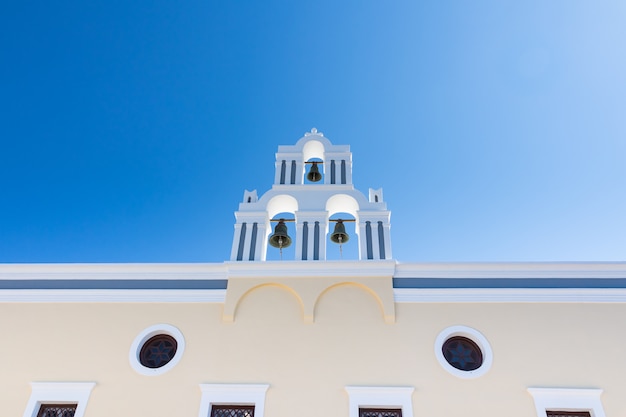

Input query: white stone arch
[294,132,333,150]
[302,139,326,163]
[266,194,298,219]
[325,194,360,219]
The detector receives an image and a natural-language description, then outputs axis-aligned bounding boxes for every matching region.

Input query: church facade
[2,129,625,417]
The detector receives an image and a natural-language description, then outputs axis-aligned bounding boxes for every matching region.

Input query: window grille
[211,405,255,417]
[37,404,77,417]
[546,412,591,417]
[139,334,178,369]
[359,408,402,417]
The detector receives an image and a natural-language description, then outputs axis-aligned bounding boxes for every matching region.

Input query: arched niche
[234,283,304,323]
[313,282,389,323]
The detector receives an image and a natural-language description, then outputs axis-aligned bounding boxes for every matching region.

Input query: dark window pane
[546,412,591,417]
[442,336,483,371]
[139,334,178,368]
[359,408,402,417]
[37,404,77,417]
[211,405,255,417]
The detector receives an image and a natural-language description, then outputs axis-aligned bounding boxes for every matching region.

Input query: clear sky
[1,1,624,263]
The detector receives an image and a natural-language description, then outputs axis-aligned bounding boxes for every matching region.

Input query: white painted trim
[344,386,414,417]
[2,261,625,282]
[434,325,493,379]
[528,388,606,417]
[198,384,269,417]
[0,289,226,303]
[0,262,229,279]
[129,324,185,376]
[394,288,626,303]
[395,262,626,279]
[226,259,397,278]
[23,382,95,417]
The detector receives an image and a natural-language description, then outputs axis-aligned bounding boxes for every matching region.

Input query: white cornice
[394,262,626,278]
[271,184,355,192]
[0,263,229,280]
[1,261,625,282]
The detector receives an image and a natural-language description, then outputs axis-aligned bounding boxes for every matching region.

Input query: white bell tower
[230,128,392,261]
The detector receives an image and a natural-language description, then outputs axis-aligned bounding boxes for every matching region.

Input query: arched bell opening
[303,157,324,184]
[326,212,358,260]
[266,212,296,261]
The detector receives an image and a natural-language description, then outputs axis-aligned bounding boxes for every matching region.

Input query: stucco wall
[2,285,624,417]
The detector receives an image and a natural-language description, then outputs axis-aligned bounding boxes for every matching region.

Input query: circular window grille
[434,325,493,379]
[139,334,178,369]
[129,324,185,376]
[441,336,483,371]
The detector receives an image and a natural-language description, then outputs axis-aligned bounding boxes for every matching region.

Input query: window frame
[129,323,185,376]
[198,384,269,417]
[23,382,95,417]
[527,388,606,417]
[434,325,493,379]
[345,386,414,417]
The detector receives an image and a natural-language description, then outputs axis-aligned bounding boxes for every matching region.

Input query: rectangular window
[198,384,268,417]
[345,386,414,417]
[359,408,402,417]
[528,388,605,417]
[211,405,255,417]
[36,404,77,417]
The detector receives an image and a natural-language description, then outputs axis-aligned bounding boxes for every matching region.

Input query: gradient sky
[1,1,625,263]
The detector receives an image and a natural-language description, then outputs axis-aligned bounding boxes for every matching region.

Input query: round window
[434,325,493,379]
[441,336,483,371]
[139,334,178,369]
[129,324,185,376]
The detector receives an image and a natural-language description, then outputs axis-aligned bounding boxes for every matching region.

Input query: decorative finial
[304,127,323,137]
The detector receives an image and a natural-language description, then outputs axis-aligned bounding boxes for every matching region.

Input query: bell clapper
[338,234,343,259]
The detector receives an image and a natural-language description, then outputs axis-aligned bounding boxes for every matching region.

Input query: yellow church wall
[1,285,625,417]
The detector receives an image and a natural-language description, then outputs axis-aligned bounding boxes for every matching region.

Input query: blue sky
[1,1,624,263]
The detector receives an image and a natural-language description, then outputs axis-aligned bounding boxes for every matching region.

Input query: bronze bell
[269,219,292,249]
[306,162,322,182]
[330,220,349,244]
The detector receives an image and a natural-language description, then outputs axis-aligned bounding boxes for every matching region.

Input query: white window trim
[129,323,185,376]
[198,384,269,417]
[528,388,606,417]
[434,325,493,379]
[345,386,414,417]
[23,382,96,417]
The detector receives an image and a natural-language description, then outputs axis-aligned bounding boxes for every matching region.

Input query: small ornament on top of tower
[304,127,322,136]
[230,129,392,262]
